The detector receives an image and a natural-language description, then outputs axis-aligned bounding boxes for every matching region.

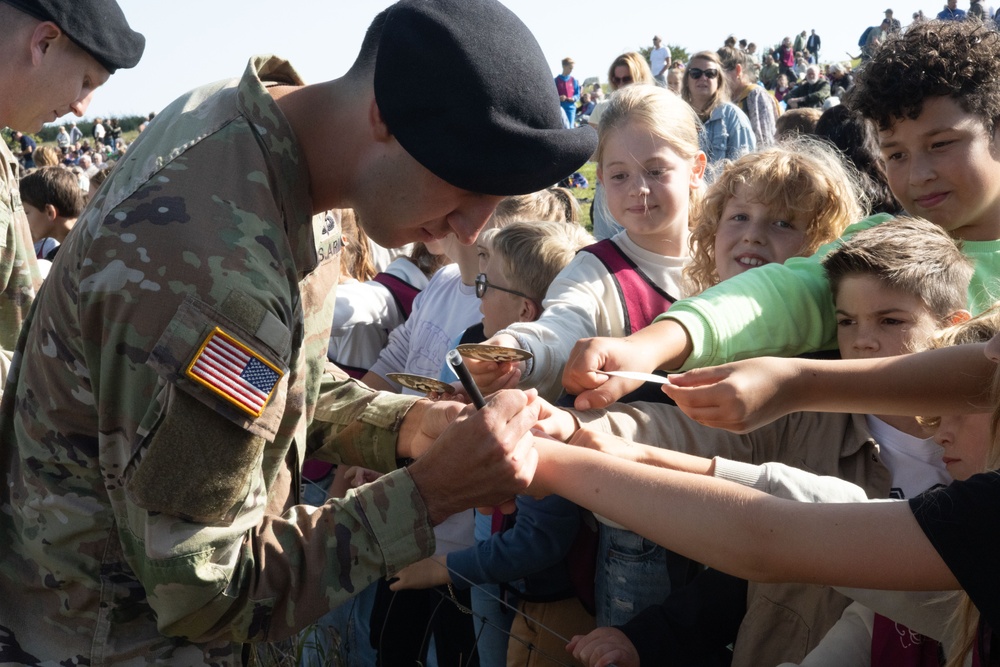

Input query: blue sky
[80,0,971,121]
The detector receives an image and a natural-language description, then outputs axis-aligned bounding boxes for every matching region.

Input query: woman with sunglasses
[588,52,654,240]
[682,50,756,175]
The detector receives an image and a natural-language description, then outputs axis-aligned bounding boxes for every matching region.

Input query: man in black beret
[0,0,144,392]
[0,0,595,664]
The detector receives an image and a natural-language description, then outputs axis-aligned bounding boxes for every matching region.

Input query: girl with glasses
[682,50,756,175]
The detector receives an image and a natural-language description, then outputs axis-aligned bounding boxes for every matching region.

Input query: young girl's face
[713,185,808,282]
[598,120,704,255]
[934,412,992,481]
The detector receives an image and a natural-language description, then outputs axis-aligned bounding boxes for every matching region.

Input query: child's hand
[662,356,800,433]
[532,397,579,442]
[566,428,633,460]
[567,627,640,667]
[465,333,524,394]
[388,555,450,591]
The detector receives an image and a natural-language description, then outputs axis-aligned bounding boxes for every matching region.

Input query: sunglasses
[475,273,535,301]
[688,68,720,80]
[611,75,634,85]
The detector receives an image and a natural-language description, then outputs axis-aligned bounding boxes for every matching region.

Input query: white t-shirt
[368,263,481,394]
[865,415,952,498]
[650,46,670,75]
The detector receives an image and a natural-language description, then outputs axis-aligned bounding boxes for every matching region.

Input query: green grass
[572,161,597,232]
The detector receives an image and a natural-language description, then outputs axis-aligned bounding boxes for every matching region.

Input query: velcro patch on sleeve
[186,328,283,418]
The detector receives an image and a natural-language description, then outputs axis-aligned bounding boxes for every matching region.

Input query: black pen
[447,349,486,409]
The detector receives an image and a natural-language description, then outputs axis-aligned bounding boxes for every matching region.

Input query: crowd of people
[4,1,1000,667]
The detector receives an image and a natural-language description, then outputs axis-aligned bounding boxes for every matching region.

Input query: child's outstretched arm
[661,345,993,433]
[530,439,957,591]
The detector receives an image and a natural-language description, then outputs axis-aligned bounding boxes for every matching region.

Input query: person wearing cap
[883,8,902,32]
[0,0,143,397]
[0,0,595,663]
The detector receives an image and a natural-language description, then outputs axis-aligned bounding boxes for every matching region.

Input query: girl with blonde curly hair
[685,137,864,294]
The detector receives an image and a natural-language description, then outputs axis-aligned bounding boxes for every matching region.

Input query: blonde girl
[685,137,864,295]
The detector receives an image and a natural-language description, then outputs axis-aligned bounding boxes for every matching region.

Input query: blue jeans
[595,524,673,627]
[470,584,519,667]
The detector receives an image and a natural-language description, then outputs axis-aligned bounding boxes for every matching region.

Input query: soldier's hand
[408,389,539,525]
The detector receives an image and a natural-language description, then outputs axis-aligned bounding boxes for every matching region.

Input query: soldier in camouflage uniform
[0,0,596,664]
[0,0,143,392]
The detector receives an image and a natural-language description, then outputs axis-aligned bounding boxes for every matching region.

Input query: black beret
[4,0,144,73]
[374,0,596,197]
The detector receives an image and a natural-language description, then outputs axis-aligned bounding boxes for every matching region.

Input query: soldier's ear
[369,98,392,143]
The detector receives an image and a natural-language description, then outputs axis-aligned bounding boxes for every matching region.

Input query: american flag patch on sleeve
[186,328,283,418]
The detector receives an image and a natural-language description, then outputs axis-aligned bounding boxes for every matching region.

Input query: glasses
[688,68,720,80]
[611,75,633,85]
[475,273,535,301]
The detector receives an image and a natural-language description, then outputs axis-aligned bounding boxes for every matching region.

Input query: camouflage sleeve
[119,426,435,641]
[306,365,421,473]
[0,142,41,367]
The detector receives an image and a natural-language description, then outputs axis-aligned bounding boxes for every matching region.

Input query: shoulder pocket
[146,293,290,441]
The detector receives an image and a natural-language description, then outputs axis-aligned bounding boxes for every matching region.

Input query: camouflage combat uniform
[0,138,41,390]
[0,56,435,665]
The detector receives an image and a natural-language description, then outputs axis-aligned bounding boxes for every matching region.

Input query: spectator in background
[578,92,596,124]
[776,36,796,79]
[806,29,821,63]
[31,145,61,168]
[68,121,82,144]
[650,35,671,86]
[55,125,70,153]
[19,165,83,262]
[591,81,604,102]
[970,0,987,19]
[793,30,807,54]
[78,153,98,179]
[91,116,105,148]
[746,42,761,69]
[12,130,36,170]
[682,50,756,171]
[884,8,902,32]
[938,0,967,19]
[667,67,684,95]
[793,55,809,80]
[786,64,830,109]
[827,63,854,97]
[774,72,792,106]
[718,46,777,147]
[774,107,822,140]
[913,9,926,21]
[759,53,779,89]
[556,57,581,129]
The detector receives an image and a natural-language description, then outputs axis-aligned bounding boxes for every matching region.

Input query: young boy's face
[879,96,1000,242]
[478,250,535,337]
[834,274,940,360]
[22,202,53,243]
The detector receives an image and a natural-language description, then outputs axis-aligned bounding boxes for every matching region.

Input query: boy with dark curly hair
[559,18,1000,410]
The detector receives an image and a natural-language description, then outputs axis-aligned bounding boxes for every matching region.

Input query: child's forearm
[529,440,957,591]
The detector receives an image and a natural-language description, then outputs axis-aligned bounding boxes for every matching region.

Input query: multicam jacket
[0,56,434,665]
[0,139,41,390]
